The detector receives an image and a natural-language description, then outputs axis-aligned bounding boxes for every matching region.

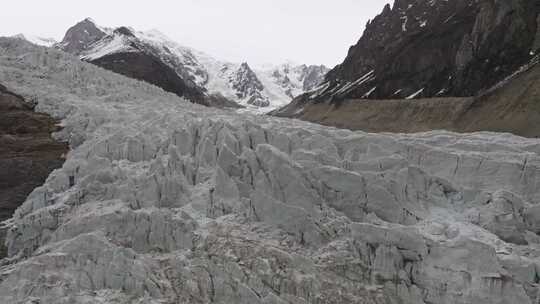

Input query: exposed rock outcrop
[0,83,68,258]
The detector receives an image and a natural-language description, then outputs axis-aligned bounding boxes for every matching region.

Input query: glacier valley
[1,38,540,304]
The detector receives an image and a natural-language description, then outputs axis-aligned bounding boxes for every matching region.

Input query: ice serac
[305,0,539,101]
[3,38,540,304]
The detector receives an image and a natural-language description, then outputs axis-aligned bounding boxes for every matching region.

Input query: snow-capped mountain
[54,18,328,111]
[263,63,331,97]
[228,62,269,107]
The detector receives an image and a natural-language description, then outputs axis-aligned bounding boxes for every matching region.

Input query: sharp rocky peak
[60,18,107,54]
[230,62,269,107]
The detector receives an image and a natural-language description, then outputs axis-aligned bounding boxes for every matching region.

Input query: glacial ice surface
[1,38,540,303]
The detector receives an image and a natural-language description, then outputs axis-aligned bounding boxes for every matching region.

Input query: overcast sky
[0,0,389,67]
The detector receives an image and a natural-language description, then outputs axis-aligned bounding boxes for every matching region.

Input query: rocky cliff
[308,0,539,101]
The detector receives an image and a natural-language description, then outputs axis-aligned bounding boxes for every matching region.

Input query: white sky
[0,0,389,67]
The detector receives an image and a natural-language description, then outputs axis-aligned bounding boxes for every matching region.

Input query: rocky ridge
[2,37,540,304]
[304,0,539,102]
[229,63,269,107]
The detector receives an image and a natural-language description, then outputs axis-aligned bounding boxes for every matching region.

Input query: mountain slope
[274,55,540,137]
[302,0,539,102]
[274,0,540,137]
[3,37,540,304]
[56,19,328,111]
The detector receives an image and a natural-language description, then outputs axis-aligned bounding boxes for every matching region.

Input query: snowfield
[2,38,540,303]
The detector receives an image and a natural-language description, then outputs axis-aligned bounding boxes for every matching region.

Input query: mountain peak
[82,17,97,24]
[60,18,107,54]
[239,62,252,70]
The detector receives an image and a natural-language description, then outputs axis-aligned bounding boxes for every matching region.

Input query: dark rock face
[0,84,68,257]
[91,51,211,106]
[313,0,540,101]
[230,63,269,107]
[59,18,106,54]
[534,14,540,50]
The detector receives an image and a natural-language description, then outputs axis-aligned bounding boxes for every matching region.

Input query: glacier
[1,38,540,304]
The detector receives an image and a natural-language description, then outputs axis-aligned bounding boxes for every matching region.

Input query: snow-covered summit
[55,19,328,111]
